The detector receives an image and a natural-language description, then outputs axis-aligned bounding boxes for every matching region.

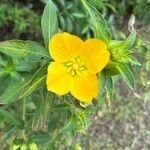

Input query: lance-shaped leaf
[97,71,106,99]
[31,132,51,144]
[116,63,135,89]
[60,114,76,132]
[32,92,51,131]
[123,54,141,66]
[0,55,7,67]
[0,78,30,103]
[41,0,58,49]
[81,0,111,44]
[105,77,113,102]
[19,63,48,99]
[0,109,24,128]
[0,40,49,60]
[26,41,50,61]
[109,32,137,50]
[122,32,137,50]
[53,103,71,111]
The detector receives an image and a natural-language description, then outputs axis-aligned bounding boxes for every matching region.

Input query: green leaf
[66,17,73,32]
[26,41,50,61]
[124,55,141,66]
[81,0,111,44]
[116,63,135,89]
[0,69,6,78]
[2,126,19,141]
[72,13,85,18]
[0,78,30,103]
[53,103,71,111]
[60,114,76,132]
[19,63,48,99]
[0,55,6,67]
[109,32,136,50]
[105,77,113,101]
[0,40,49,60]
[0,109,24,128]
[0,40,26,57]
[59,16,66,30]
[14,59,37,72]
[97,72,106,106]
[105,3,117,13]
[98,71,106,97]
[41,0,58,49]
[13,139,24,145]
[31,132,50,144]
[32,91,51,131]
[104,61,120,76]
[122,32,136,50]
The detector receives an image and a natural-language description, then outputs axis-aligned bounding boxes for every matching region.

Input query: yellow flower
[46,32,110,102]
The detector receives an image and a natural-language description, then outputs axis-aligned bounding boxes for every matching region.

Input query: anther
[71,70,76,76]
[66,62,73,66]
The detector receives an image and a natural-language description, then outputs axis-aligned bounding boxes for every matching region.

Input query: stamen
[65,57,86,76]
[67,67,72,73]
[66,62,73,67]
[79,66,85,71]
[71,70,76,76]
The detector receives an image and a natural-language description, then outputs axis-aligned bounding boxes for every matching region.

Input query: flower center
[65,57,86,76]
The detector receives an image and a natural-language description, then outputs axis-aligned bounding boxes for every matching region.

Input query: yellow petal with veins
[49,32,84,63]
[80,39,110,73]
[70,73,98,102]
[46,62,71,95]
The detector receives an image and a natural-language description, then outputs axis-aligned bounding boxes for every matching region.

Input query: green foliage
[116,63,135,89]
[19,64,48,99]
[41,0,58,49]
[0,79,29,103]
[0,0,148,149]
[0,40,49,60]
[81,0,111,44]
[0,1,41,40]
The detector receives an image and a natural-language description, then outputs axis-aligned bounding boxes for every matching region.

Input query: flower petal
[70,73,98,102]
[46,62,71,95]
[49,32,84,63]
[80,39,110,73]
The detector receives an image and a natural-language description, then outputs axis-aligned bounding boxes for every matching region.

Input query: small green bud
[110,48,125,62]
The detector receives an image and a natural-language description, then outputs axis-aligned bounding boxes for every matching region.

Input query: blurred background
[0,0,150,149]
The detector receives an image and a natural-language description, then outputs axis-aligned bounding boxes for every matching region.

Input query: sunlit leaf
[0,109,24,128]
[81,0,111,44]
[60,114,76,132]
[0,78,30,103]
[0,40,49,60]
[109,32,136,50]
[116,63,135,89]
[53,103,71,111]
[19,63,48,99]
[31,132,50,144]
[105,77,113,102]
